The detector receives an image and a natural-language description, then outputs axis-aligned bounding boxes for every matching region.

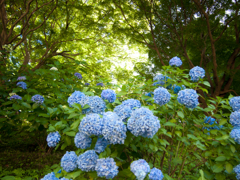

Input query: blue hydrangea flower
[101,89,116,103]
[31,94,44,104]
[94,137,110,153]
[169,56,182,67]
[230,111,240,127]
[85,83,90,86]
[148,168,164,180]
[172,85,186,94]
[97,83,104,87]
[234,164,240,175]
[79,113,103,136]
[74,72,82,79]
[77,150,99,172]
[230,127,240,144]
[95,158,119,179]
[41,172,58,180]
[114,104,132,122]
[127,107,160,138]
[122,99,141,110]
[47,131,61,148]
[153,74,170,86]
[103,111,121,122]
[10,94,22,100]
[145,92,153,105]
[153,87,171,106]
[17,76,26,81]
[87,96,106,115]
[204,116,216,125]
[230,97,240,111]
[17,81,27,89]
[60,151,78,172]
[102,114,127,144]
[177,89,199,109]
[74,132,92,149]
[189,66,205,82]
[67,91,85,107]
[130,159,150,180]
[59,178,71,180]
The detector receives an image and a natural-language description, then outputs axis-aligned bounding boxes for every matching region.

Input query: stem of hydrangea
[175,141,180,158]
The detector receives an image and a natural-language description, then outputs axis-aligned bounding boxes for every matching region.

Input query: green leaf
[65,131,76,136]
[225,163,233,173]
[230,145,236,153]
[177,111,184,118]
[212,163,224,173]
[39,113,50,117]
[215,156,227,161]
[164,122,176,127]
[219,119,227,126]
[67,170,82,178]
[175,131,182,137]
[21,102,31,109]
[203,81,211,87]
[70,119,80,130]
[130,144,138,152]
[173,157,182,165]
[68,113,79,119]
[32,103,39,109]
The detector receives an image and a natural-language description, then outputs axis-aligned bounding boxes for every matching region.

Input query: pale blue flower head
[87,96,106,115]
[74,132,92,149]
[127,107,160,138]
[101,89,116,103]
[97,83,104,87]
[47,131,61,148]
[77,150,99,172]
[230,111,240,127]
[94,137,110,153]
[79,113,103,136]
[17,81,27,89]
[169,56,182,67]
[230,97,240,111]
[17,76,26,81]
[95,158,119,179]
[103,111,121,123]
[172,85,186,94]
[148,168,164,180]
[31,94,44,104]
[85,83,90,86]
[230,127,240,144]
[153,74,170,86]
[122,99,141,110]
[41,172,58,180]
[102,114,127,144]
[10,94,22,100]
[67,91,85,107]
[153,87,171,106]
[130,159,150,180]
[189,66,205,82]
[74,72,82,79]
[114,104,132,122]
[177,89,199,109]
[234,164,240,175]
[204,116,216,125]
[60,151,78,172]
[59,178,71,180]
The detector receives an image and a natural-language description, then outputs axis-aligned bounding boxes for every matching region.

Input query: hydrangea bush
[2,60,240,180]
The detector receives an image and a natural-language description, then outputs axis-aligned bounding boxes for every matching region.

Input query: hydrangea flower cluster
[189,66,205,82]
[127,107,160,138]
[153,74,170,86]
[130,159,150,180]
[67,91,85,107]
[234,164,240,180]
[60,151,78,172]
[230,96,240,111]
[94,137,110,153]
[17,81,27,89]
[230,111,240,127]
[85,83,90,86]
[102,114,127,144]
[102,112,121,123]
[148,168,164,180]
[177,89,199,109]
[114,104,132,122]
[77,150,98,172]
[87,96,106,115]
[204,116,216,125]
[169,56,182,67]
[17,76,26,81]
[230,127,240,144]
[41,172,58,180]
[10,94,22,100]
[74,132,92,149]
[50,67,58,71]
[31,94,44,104]
[96,83,104,87]
[122,99,141,110]
[47,131,61,147]
[153,87,171,106]
[101,89,116,103]
[172,85,186,94]
[74,72,82,79]
[79,113,103,136]
[95,158,119,179]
